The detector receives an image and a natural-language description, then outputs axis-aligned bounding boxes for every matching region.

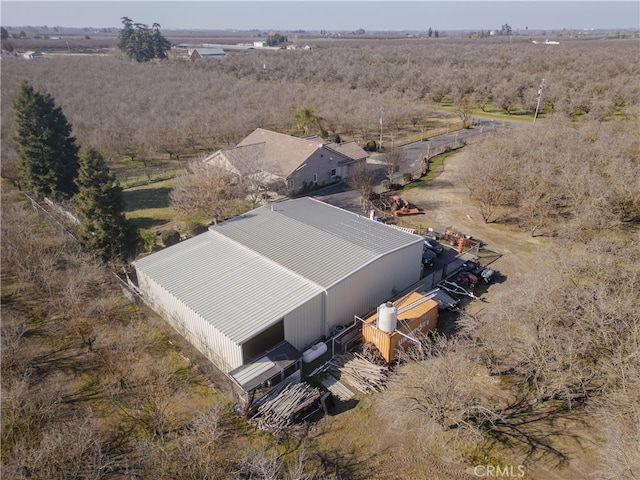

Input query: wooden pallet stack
[249,382,321,433]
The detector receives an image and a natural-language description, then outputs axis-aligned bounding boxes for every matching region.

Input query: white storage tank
[302,342,328,363]
[377,302,398,333]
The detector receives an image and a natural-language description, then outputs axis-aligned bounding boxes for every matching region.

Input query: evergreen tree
[117,17,135,58]
[1,26,13,51]
[12,81,79,199]
[292,106,324,136]
[151,23,171,60]
[266,33,287,46]
[74,147,137,262]
[118,17,171,62]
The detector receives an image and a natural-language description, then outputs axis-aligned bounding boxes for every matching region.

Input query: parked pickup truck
[423,237,444,255]
[461,260,496,284]
[422,245,437,267]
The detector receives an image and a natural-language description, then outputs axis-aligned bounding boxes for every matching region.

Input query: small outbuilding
[361,291,439,363]
[188,47,226,60]
[133,197,424,376]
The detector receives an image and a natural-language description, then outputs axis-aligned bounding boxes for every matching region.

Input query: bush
[330,133,342,143]
[363,140,377,152]
[140,230,156,253]
[161,229,181,247]
[402,173,412,184]
[185,221,207,236]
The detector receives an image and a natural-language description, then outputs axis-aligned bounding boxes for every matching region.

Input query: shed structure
[133,197,423,374]
[188,47,226,59]
[361,292,439,363]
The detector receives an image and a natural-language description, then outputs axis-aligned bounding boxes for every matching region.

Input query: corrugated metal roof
[133,231,323,344]
[213,197,423,288]
[231,357,275,387]
[189,47,226,57]
[229,341,301,391]
[134,198,422,347]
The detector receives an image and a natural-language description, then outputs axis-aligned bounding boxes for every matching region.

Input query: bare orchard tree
[154,120,191,163]
[346,161,377,214]
[131,403,231,479]
[233,148,282,208]
[2,42,640,169]
[453,94,474,129]
[381,146,407,186]
[6,412,115,480]
[516,159,564,236]
[376,335,493,451]
[238,443,324,480]
[449,73,475,128]
[0,141,21,188]
[591,388,640,480]
[605,145,640,224]
[462,147,518,223]
[467,240,640,408]
[170,160,245,224]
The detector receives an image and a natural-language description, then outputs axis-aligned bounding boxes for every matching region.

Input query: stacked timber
[320,375,355,401]
[249,382,321,433]
[314,353,389,394]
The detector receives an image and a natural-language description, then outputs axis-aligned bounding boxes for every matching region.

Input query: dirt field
[395,148,547,296]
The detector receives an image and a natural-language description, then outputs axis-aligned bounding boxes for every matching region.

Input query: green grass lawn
[123,178,178,230]
[402,150,459,190]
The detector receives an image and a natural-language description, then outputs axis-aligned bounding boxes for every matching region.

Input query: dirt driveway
[396,148,547,295]
[314,146,548,309]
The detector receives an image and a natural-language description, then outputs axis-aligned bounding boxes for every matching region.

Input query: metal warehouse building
[133,197,423,374]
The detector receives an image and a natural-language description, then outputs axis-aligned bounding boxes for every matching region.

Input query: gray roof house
[188,47,226,60]
[203,128,368,195]
[133,197,423,393]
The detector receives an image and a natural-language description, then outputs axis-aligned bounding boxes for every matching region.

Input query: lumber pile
[320,375,355,401]
[314,353,389,395]
[249,382,321,433]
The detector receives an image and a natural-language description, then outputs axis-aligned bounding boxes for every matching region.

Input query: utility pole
[533,78,545,126]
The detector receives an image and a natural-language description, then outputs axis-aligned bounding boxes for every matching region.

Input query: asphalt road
[312,120,512,214]
[370,118,513,174]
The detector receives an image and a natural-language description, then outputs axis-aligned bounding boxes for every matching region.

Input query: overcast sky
[1,1,638,31]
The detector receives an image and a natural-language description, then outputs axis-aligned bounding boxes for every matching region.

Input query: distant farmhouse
[187,46,226,60]
[203,128,368,195]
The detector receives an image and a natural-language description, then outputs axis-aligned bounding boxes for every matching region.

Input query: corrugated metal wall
[134,235,422,371]
[324,242,423,335]
[136,270,244,373]
[283,292,324,351]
